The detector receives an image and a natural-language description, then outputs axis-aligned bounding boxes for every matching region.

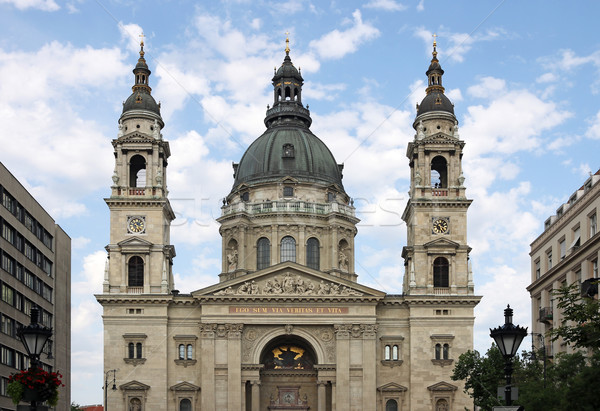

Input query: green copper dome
[233,126,344,189]
[232,40,344,192]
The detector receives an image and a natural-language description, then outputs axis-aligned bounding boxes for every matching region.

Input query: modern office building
[0,162,71,410]
[528,170,600,356]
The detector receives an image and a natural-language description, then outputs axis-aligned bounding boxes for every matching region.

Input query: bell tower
[103,40,176,295]
[401,37,474,296]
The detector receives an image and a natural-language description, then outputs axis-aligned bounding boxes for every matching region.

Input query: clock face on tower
[432,217,449,234]
[127,216,146,234]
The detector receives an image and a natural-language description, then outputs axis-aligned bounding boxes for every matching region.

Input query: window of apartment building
[1,283,14,306]
[571,227,581,251]
[1,252,14,275]
[2,192,14,213]
[0,315,15,337]
[592,259,598,278]
[0,345,15,367]
[547,250,553,270]
[559,239,566,260]
[590,213,597,237]
[535,259,541,279]
[0,376,9,397]
[2,222,14,243]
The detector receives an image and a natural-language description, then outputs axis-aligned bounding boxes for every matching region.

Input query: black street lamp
[104,369,117,411]
[17,306,53,410]
[490,305,528,406]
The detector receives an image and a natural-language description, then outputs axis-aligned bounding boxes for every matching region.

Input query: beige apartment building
[97,39,480,411]
[528,170,600,356]
[0,162,71,411]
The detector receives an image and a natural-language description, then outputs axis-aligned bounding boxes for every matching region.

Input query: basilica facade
[96,38,480,411]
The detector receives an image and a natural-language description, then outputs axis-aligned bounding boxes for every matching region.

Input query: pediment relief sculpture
[214,272,363,297]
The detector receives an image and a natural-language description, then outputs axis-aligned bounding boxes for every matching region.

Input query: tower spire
[425,33,444,95]
[285,31,290,55]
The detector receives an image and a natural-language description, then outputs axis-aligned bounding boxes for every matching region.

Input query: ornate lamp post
[104,369,117,411]
[489,305,528,406]
[17,306,53,410]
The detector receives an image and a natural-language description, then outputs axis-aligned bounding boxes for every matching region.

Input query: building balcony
[539,307,553,323]
[221,200,356,218]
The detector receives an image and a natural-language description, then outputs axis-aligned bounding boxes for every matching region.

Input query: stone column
[362,325,378,411]
[331,225,339,271]
[251,380,261,411]
[298,225,306,265]
[228,324,243,410]
[334,324,350,410]
[239,225,247,271]
[317,381,327,411]
[200,324,216,410]
[241,380,246,411]
[331,382,336,411]
[271,225,278,265]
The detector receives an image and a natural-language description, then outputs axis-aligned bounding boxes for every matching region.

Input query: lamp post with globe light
[17,306,53,410]
[490,305,528,406]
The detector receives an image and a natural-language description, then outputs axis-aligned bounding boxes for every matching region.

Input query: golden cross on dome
[139,32,145,47]
[285,31,290,54]
[432,32,437,46]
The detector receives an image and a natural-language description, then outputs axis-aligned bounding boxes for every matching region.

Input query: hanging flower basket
[7,367,63,406]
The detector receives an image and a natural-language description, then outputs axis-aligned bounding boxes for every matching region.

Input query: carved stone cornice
[200,323,217,338]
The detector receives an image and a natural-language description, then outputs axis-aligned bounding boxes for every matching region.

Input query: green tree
[451,345,505,410]
[71,402,83,411]
[551,281,600,351]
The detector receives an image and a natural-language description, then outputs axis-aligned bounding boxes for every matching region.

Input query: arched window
[136,342,142,359]
[179,399,192,411]
[130,398,142,411]
[386,399,398,411]
[128,342,134,359]
[435,343,441,360]
[128,256,144,287]
[433,257,449,288]
[280,236,296,263]
[306,238,320,270]
[285,86,291,100]
[443,343,449,360]
[431,156,447,188]
[187,344,193,360]
[384,345,391,360]
[129,155,147,187]
[257,238,270,270]
[392,345,399,361]
[178,344,185,360]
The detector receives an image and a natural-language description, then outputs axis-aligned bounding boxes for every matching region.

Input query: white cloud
[414,27,504,63]
[364,0,407,12]
[119,23,145,54]
[72,250,106,297]
[585,110,600,140]
[537,72,558,83]
[462,84,571,157]
[309,10,380,60]
[417,0,425,11]
[0,0,59,11]
[303,82,347,101]
[72,237,91,249]
[467,76,506,98]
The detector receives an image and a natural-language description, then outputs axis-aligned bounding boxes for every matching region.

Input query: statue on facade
[227,249,238,272]
[414,170,422,186]
[338,250,349,271]
[417,120,425,139]
[118,120,124,138]
[452,120,460,138]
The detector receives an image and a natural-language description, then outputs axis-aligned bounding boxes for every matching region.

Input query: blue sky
[1,0,598,405]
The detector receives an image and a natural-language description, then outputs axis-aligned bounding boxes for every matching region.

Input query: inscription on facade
[229,306,349,314]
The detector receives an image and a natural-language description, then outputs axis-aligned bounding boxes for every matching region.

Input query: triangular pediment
[117,237,153,247]
[122,132,154,142]
[120,380,150,391]
[170,381,200,392]
[378,382,408,392]
[423,132,457,143]
[280,176,299,184]
[423,237,460,249]
[427,381,458,392]
[192,261,385,299]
